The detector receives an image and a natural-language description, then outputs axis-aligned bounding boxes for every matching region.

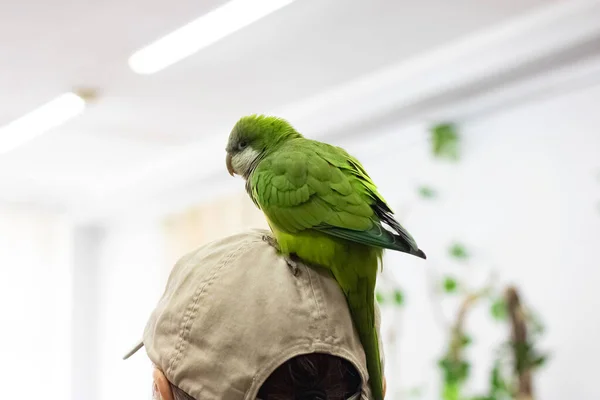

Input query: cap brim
[122,340,144,360]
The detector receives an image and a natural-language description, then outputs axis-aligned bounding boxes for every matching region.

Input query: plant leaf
[443,276,458,293]
[418,185,437,199]
[531,354,548,368]
[442,382,460,400]
[461,334,472,347]
[490,299,507,321]
[431,123,460,161]
[449,243,469,260]
[490,361,508,394]
[526,310,546,336]
[393,289,405,306]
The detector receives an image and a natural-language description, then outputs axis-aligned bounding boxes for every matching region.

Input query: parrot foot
[261,234,280,251]
[284,254,301,277]
[261,235,300,276]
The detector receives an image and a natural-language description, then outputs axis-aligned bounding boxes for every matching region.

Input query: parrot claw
[261,235,300,276]
[262,234,280,251]
[284,255,301,277]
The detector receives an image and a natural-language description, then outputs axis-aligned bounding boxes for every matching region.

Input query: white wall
[0,206,73,399]
[354,83,600,399]
[71,226,104,400]
[95,217,168,400]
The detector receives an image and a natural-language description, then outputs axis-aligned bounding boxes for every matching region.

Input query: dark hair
[167,353,361,400]
[258,353,361,400]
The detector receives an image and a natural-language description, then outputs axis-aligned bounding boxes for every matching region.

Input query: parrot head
[225,114,301,178]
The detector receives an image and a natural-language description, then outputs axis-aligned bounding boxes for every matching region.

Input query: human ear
[153,368,174,400]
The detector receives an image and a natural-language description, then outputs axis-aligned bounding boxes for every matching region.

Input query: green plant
[449,243,469,260]
[393,123,550,399]
[376,288,405,307]
[434,279,548,400]
[418,185,438,199]
[431,123,460,161]
[443,276,459,293]
[425,123,549,400]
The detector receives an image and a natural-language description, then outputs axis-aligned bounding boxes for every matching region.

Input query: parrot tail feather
[347,280,384,400]
[414,248,427,259]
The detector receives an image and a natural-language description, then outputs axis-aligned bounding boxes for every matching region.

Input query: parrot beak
[226,153,235,176]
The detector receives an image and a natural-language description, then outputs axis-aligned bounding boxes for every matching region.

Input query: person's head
[125,229,385,399]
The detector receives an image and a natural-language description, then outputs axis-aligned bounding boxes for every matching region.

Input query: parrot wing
[250,140,425,258]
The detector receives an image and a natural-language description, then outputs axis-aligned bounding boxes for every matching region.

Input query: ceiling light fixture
[0,92,86,155]
[128,0,296,75]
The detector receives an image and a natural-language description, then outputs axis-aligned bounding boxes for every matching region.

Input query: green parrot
[225,114,426,399]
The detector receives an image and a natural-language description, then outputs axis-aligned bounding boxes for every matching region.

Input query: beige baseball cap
[124,228,384,399]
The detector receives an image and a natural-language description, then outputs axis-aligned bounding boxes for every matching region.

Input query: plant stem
[505,286,534,400]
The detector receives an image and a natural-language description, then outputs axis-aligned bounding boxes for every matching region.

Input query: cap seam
[166,238,260,378]
[304,263,325,321]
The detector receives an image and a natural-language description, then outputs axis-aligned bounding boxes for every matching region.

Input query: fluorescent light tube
[128,0,296,75]
[0,92,85,155]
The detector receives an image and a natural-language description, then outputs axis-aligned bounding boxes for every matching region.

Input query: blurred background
[1,0,600,399]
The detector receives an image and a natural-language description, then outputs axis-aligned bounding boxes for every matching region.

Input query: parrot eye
[237,141,248,151]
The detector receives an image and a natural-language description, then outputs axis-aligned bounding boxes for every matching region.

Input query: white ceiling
[0,0,567,212]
